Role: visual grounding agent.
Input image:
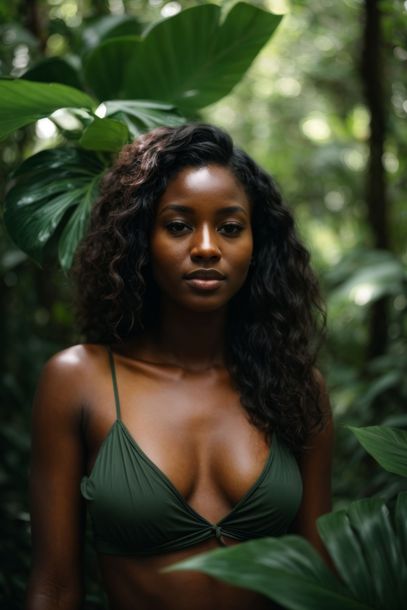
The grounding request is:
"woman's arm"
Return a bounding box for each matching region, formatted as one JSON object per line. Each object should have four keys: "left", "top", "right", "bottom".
{"left": 26, "top": 350, "right": 87, "bottom": 610}
{"left": 290, "top": 369, "right": 335, "bottom": 568}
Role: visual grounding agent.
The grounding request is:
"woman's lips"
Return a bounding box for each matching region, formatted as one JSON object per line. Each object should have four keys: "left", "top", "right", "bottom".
{"left": 184, "top": 278, "right": 225, "bottom": 291}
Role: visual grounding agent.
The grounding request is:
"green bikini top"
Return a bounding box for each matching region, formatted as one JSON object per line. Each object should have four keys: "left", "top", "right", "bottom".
{"left": 81, "top": 346, "right": 303, "bottom": 556}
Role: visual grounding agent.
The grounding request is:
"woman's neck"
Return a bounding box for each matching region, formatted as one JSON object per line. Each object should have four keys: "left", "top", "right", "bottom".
{"left": 129, "top": 302, "right": 228, "bottom": 370}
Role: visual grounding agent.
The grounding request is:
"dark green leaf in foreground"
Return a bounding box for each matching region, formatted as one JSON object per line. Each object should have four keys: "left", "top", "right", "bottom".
{"left": 349, "top": 425, "right": 407, "bottom": 476}
{"left": 84, "top": 3, "right": 282, "bottom": 111}
{"left": 345, "top": 497, "right": 407, "bottom": 608}
{"left": 162, "top": 536, "right": 371, "bottom": 610}
{"left": 4, "top": 148, "right": 106, "bottom": 270}
{"left": 79, "top": 116, "right": 129, "bottom": 151}
{"left": 318, "top": 496, "right": 407, "bottom": 609}
{"left": 0, "top": 79, "right": 96, "bottom": 139}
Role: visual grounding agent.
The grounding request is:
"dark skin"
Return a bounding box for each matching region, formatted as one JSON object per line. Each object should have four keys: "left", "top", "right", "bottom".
{"left": 26, "top": 165, "right": 334, "bottom": 610}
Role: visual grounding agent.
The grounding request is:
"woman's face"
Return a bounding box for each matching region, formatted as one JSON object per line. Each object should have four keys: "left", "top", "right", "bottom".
{"left": 149, "top": 164, "right": 253, "bottom": 313}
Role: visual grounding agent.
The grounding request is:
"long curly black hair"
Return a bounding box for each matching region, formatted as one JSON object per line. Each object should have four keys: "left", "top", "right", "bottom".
{"left": 70, "top": 123, "right": 327, "bottom": 454}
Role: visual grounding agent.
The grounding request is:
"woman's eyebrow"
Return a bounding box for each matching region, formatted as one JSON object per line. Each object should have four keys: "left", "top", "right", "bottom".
{"left": 158, "top": 204, "right": 248, "bottom": 216}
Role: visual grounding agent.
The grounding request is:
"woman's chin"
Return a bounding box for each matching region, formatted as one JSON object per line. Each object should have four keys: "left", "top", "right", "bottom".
{"left": 177, "top": 297, "right": 229, "bottom": 314}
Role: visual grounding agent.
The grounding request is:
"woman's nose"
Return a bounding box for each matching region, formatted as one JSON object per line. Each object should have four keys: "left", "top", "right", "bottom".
{"left": 190, "top": 225, "right": 221, "bottom": 261}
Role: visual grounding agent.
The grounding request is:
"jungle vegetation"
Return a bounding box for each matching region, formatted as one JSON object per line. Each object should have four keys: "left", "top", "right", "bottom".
{"left": 0, "top": 1, "right": 406, "bottom": 608}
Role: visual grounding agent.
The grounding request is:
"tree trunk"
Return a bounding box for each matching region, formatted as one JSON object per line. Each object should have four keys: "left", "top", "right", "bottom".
{"left": 23, "top": 0, "right": 48, "bottom": 52}
{"left": 361, "top": 0, "right": 389, "bottom": 359}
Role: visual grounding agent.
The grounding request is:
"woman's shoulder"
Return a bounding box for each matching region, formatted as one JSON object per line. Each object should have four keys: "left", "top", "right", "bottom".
{"left": 34, "top": 343, "right": 109, "bottom": 420}
{"left": 44, "top": 343, "right": 107, "bottom": 370}
{"left": 42, "top": 343, "right": 108, "bottom": 375}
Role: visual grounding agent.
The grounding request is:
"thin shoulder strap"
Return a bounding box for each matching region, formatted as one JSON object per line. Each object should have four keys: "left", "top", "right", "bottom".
{"left": 107, "top": 345, "right": 121, "bottom": 420}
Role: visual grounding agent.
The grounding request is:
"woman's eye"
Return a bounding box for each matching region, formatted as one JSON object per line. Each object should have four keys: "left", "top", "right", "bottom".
{"left": 220, "top": 223, "right": 244, "bottom": 236}
{"left": 166, "top": 221, "right": 189, "bottom": 234}
{"left": 165, "top": 221, "right": 244, "bottom": 236}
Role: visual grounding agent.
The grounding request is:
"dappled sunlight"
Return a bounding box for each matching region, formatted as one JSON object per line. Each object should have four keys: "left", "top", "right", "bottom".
{"left": 35, "top": 118, "right": 57, "bottom": 139}
{"left": 342, "top": 148, "right": 366, "bottom": 171}
{"left": 266, "top": 0, "right": 290, "bottom": 14}
{"left": 275, "top": 76, "right": 301, "bottom": 97}
{"left": 383, "top": 151, "right": 399, "bottom": 173}
{"left": 49, "top": 0, "right": 81, "bottom": 26}
{"left": 301, "top": 113, "right": 332, "bottom": 142}
{"left": 348, "top": 105, "right": 369, "bottom": 140}
{"left": 303, "top": 219, "right": 342, "bottom": 265}
{"left": 351, "top": 283, "right": 376, "bottom": 306}
{"left": 324, "top": 190, "right": 345, "bottom": 212}
{"left": 12, "top": 44, "right": 30, "bottom": 71}
{"left": 161, "top": 2, "right": 181, "bottom": 18}
{"left": 109, "top": 0, "right": 126, "bottom": 14}
{"left": 95, "top": 103, "right": 107, "bottom": 118}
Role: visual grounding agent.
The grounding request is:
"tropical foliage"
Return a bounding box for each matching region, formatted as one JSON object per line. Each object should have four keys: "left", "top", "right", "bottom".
{"left": 0, "top": 1, "right": 406, "bottom": 608}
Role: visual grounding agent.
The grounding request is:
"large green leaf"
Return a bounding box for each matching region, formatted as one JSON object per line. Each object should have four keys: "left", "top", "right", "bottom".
{"left": 84, "top": 36, "right": 140, "bottom": 101}
{"left": 84, "top": 3, "right": 282, "bottom": 110}
{"left": 349, "top": 426, "right": 407, "bottom": 476}
{"left": 0, "top": 79, "right": 96, "bottom": 139}
{"left": 4, "top": 148, "right": 106, "bottom": 270}
{"left": 79, "top": 116, "right": 129, "bottom": 151}
{"left": 165, "top": 494, "right": 407, "bottom": 610}
{"left": 163, "top": 536, "right": 371, "bottom": 610}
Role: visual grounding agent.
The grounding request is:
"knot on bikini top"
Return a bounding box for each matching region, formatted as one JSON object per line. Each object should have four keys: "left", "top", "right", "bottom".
{"left": 211, "top": 524, "right": 225, "bottom": 545}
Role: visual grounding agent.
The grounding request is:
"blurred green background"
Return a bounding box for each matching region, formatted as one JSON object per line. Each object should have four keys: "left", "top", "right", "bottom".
{"left": 0, "top": 0, "right": 406, "bottom": 607}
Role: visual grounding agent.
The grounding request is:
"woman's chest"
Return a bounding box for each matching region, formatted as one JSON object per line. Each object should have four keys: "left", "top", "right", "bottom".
{"left": 84, "top": 363, "right": 272, "bottom": 519}
{"left": 81, "top": 356, "right": 302, "bottom": 558}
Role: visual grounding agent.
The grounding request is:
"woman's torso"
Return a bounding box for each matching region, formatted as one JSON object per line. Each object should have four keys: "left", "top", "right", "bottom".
{"left": 79, "top": 343, "right": 301, "bottom": 610}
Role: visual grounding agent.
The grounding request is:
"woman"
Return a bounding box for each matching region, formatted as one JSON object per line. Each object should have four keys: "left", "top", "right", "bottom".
{"left": 26, "top": 123, "right": 334, "bottom": 610}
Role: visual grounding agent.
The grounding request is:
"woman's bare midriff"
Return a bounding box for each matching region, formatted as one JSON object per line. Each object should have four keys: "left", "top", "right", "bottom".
{"left": 98, "top": 536, "right": 279, "bottom": 610}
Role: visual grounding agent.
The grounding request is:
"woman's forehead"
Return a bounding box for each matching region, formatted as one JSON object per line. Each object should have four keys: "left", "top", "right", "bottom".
{"left": 157, "top": 164, "right": 251, "bottom": 214}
